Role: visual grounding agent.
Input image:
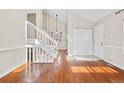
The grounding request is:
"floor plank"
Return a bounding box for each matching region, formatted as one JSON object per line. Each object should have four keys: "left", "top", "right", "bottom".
{"left": 0, "top": 50, "right": 124, "bottom": 83}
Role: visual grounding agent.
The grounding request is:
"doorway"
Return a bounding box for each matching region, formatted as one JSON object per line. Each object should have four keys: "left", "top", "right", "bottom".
{"left": 27, "top": 13, "right": 36, "bottom": 25}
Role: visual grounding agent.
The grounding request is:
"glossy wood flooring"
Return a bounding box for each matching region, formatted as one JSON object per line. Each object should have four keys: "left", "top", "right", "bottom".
{"left": 0, "top": 50, "right": 124, "bottom": 83}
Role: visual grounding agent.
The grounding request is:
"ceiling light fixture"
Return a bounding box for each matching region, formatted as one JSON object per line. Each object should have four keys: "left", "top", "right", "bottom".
{"left": 55, "top": 14, "right": 59, "bottom": 33}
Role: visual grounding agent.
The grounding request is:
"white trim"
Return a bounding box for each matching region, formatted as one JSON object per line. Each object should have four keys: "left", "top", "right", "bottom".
{"left": 0, "top": 62, "right": 25, "bottom": 78}
{"left": 123, "top": 19, "right": 124, "bottom": 54}
{"left": 104, "top": 59, "right": 124, "bottom": 70}
{"left": 73, "top": 27, "right": 94, "bottom": 29}
{"left": 104, "top": 45, "right": 122, "bottom": 49}
{"left": 0, "top": 46, "right": 26, "bottom": 52}
{"left": 25, "top": 20, "right": 27, "bottom": 43}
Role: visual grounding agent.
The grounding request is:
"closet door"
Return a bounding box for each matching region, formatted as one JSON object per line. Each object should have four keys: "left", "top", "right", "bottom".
{"left": 94, "top": 25, "right": 104, "bottom": 59}
{"left": 72, "top": 29, "right": 93, "bottom": 55}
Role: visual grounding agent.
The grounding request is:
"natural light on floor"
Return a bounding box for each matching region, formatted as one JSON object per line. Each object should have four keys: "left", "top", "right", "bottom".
{"left": 71, "top": 66, "right": 119, "bottom": 74}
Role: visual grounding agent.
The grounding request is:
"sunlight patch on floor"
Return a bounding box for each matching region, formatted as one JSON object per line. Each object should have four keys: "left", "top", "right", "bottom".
{"left": 71, "top": 66, "right": 119, "bottom": 74}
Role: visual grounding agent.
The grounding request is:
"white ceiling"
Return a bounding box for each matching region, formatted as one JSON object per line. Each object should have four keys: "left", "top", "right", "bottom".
{"left": 47, "top": 9, "right": 115, "bottom": 23}
{"left": 47, "top": 9, "right": 68, "bottom": 23}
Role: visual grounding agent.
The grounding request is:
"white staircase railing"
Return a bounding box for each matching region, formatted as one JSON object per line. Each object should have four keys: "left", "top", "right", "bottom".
{"left": 26, "top": 20, "right": 58, "bottom": 63}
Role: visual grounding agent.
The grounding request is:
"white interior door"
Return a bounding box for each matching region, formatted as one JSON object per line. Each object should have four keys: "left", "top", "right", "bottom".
{"left": 72, "top": 29, "right": 93, "bottom": 55}
{"left": 94, "top": 25, "right": 104, "bottom": 59}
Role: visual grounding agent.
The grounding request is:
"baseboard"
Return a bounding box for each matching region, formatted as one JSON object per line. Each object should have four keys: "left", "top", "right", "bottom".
{"left": 0, "top": 62, "right": 25, "bottom": 79}
{"left": 104, "top": 59, "right": 124, "bottom": 70}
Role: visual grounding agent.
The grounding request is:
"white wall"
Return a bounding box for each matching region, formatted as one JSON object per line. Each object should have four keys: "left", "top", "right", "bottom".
{"left": 94, "top": 11, "right": 124, "bottom": 70}
{"left": 0, "top": 10, "right": 26, "bottom": 78}
{"left": 67, "top": 12, "right": 94, "bottom": 56}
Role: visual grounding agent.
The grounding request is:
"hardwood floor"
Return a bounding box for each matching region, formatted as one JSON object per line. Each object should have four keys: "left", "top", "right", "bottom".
{"left": 0, "top": 50, "right": 124, "bottom": 83}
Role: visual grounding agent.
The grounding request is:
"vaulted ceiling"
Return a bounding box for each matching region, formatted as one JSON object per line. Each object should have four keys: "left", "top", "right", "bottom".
{"left": 47, "top": 9, "right": 116, "bottom": 23}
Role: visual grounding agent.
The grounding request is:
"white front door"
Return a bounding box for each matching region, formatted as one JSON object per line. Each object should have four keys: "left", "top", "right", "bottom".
{"left": 94, "top": 25, "right": 104, "bottom": 59}
{"left": 72, "top": 29, "right": 93, "bottom": 55}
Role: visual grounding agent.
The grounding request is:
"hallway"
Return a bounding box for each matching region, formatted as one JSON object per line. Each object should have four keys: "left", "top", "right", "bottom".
{"left": 0, "top": 50, "right": 124, "bottom": 83}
